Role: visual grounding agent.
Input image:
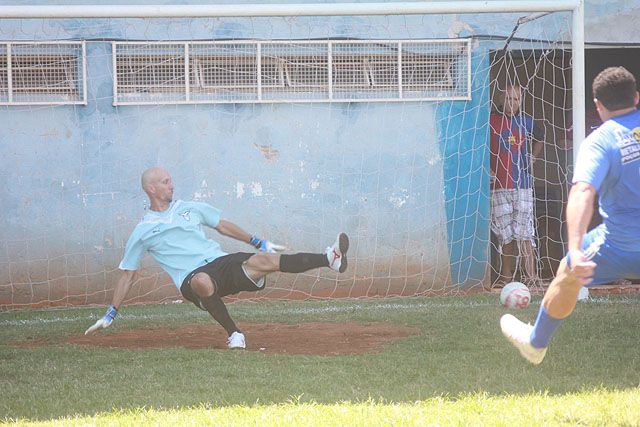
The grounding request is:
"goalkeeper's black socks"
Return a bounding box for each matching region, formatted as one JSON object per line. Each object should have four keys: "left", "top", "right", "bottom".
{"left": 279, "top": 253, "right": 329, "bottom": 273}
{"left": 201, "top": 293, "right": 240, "bottom": 336}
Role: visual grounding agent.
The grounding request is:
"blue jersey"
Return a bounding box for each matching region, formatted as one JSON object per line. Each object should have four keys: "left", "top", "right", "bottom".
{"left": 119, "top": 200, "right": 227, "bottom": 288}
{"left": 573, "top": 109, "right": 640, "bottom": 252}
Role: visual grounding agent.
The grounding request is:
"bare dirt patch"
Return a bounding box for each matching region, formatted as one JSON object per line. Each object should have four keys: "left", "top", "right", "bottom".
{"left": 21, "top": 322, "right": 420, "bottom": 356}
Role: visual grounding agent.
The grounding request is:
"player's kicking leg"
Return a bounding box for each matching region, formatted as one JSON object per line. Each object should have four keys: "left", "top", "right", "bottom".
{"left": 500, "top": 313, "right": 548, "bottom": 365}
{"left": 243, "top": 232, "right": 349, "bottom": 279}
{"left": 500, "top": 248, "right": 598, "bottom": 364}
{"left": 500, "top": 257, "right": 581, "bottom": 364}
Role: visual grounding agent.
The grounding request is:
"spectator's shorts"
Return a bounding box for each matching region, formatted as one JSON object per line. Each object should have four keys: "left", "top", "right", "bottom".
{"left": 491, "top": 188, "right": 535, "bottom": 246}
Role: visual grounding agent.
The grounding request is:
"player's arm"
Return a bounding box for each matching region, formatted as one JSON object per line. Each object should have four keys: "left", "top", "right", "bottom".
{"left": 215, "top": 219, "right": 286, "bottom": 252}
{"left": 531, "top": 139, "right": 544, "bottom": 159}
{"left": 488, "top": 116, "right": 500, "bottom": 180}
{"left": 215, "top": 219, "right": 253, "bottom": 243}
{"left": 566, "top": 182, "right": 596, "bottom": 253}
{"left": 84, "top": 269, "right": 137, "bottom": 335}
{"left": 565, "top": 182, "right": 598, "bottom": 285}
{"left": 565, "top": 134, "right": 607, "bottom": 283}
{"left": 531, "top": 120, "right": 545, "bottom": 160}
{"left": 111, "top": 269, "right": 138, "bottom": 309}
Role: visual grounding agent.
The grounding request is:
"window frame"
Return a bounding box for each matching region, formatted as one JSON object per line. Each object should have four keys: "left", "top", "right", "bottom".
{"left": 113, "top": 39, "right": 471, "bottom": 105}
{"left": 0, "top": 41, "right": 87, "bottom": 106}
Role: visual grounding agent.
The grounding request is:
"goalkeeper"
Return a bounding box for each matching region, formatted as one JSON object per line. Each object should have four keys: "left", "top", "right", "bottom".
{"left": 85, "top": 167, "right": 349, "bottom": 349}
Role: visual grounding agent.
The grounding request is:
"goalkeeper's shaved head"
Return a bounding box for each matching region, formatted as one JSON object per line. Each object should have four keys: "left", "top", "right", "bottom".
{"left": 141, "top": 167, "right": 174, "bottom": 210}
{"left": 141, "top": 167, "right": 166, "bottom": 192}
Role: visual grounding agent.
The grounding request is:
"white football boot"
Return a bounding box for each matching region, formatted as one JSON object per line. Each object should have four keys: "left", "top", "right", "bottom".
{"left": 326, "top": 233, "right": 349, "bottom": 273}
{"left": 227, "top": 331, "right": 246, "bottom": 350}
{"left": 500, "top": 314, "right": 547, "bottom": 365}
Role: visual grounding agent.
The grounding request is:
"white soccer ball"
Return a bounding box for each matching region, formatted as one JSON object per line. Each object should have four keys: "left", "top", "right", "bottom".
{"left": 500, "top": 281, "right": 531, "bottom": 309}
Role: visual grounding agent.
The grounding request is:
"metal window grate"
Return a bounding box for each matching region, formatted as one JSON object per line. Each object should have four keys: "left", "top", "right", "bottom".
{"left": 113, "top": 39, "right": 470, "bottom": 105}
{"left": 401, "top": 41, "right": 461, "bottom": 99}
{"left": 0, "top": 41, "right": 86, "bottom": 105}
{"left": 114, "top": 44, "right": 186, "bottom": 103}
{"left": 261, "top": 43, "right": 329, "bottom": 101}
{"left": 190, "top": 43, "right": 258, "bottom": 102}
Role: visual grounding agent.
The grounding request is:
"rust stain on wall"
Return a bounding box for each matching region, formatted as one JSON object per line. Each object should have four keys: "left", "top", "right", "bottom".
{"left": 254, "top": 143, "right": 279, "bottom": 163}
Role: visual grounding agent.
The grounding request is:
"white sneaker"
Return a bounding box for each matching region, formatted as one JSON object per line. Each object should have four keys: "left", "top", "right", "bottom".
{"left": 500, "top": 314, "right": 547, "bottom": 365}
{"left": 326, "top": 233, "right": 349, "bottom": 273}
{"left": 227, "top": 331, "right": 246, "bottom": 350}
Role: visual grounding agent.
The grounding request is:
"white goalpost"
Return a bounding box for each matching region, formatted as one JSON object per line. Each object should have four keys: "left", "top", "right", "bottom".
{"left": 0, "top": 1, "right": 585, "bottom": 308}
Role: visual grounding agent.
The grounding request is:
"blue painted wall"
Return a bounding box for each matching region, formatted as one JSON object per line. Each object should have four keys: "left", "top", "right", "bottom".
{"left": 437, "top": 53, "right": 491, "bottom": 287}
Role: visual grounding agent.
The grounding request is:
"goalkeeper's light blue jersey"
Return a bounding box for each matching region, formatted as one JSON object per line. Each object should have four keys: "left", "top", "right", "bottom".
{"left": 572, "top": 109, "right": 640, "bottom": 252}
{"left": 119, "top": 200, "right": 227, "bottom": 288}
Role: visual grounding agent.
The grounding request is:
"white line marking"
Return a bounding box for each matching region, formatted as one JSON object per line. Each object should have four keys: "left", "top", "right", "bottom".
{"left": 0, "top": 297, "right": 637, "bottom": 327}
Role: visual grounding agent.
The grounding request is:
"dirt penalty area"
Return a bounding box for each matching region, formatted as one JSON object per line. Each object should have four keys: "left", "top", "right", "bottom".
{"left": 18, "top": 322, "right": 420, "bottom": 356}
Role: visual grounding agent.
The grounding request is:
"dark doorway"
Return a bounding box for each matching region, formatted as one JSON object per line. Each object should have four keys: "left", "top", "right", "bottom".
{"left": 489, "top": 49, "right": 572, "bottom": 284}
{"left": 487, "top": 47, "right": 640, "bottom": 286}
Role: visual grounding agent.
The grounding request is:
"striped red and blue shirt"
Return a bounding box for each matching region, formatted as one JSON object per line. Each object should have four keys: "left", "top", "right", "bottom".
{"left": 490, "top": 112, "right": 542, "bottom": 190}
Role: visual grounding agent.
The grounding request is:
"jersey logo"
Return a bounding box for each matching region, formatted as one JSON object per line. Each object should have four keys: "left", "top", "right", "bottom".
{"left": 179, "top": 210, "right": 191, "bottom": 221}
{"left": 500, "top": 129, "right": 521, "bottom": 148}
{"left": 619, "top": 128, "right": 640, "bottom": 165}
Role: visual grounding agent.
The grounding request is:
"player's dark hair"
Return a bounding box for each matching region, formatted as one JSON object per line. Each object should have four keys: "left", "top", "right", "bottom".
{"left": 592, "top": 66, "right": 638, "bottom": 111}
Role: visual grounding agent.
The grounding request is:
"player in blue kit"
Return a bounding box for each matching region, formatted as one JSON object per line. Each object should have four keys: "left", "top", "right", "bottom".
{"left": 501, "top": 66, "right": 640, "bottom": 364}
{"left": 85, "top": 167, "right": 349, "bottom": 349}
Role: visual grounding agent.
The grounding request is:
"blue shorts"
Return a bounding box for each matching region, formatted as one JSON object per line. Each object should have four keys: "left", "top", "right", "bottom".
{"left": 580, "top": 225, "right": 640, "bottom": 286}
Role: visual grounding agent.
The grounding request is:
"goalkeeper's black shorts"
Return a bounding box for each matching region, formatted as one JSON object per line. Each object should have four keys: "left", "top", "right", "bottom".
{"left": 180, "top": 253, "right": 266, "bottom": 306}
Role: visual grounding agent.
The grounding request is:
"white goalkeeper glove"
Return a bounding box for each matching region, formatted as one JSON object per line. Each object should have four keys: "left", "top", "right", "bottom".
{"left": 249, "top": 235, "right": 287, "bottom": 253}
{"left": 84, "top": 305, "right": 118, "bottom": 335}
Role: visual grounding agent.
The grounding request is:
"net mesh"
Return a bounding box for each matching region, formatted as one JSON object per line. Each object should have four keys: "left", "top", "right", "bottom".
{"left": 0, "top": 10, "right": 574, "bottom": 308}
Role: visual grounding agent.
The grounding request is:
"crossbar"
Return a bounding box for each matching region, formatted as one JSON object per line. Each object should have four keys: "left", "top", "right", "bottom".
{"left": 0, "top": 1, "right": 580, "bottom": 19}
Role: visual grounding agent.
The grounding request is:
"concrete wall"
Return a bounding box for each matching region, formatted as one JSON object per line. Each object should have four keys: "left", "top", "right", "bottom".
{"left": 2, "top": 1, "right": 621, "bottom": 307}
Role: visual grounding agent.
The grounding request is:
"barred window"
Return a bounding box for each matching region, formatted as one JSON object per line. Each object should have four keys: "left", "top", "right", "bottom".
{"left": 113, "top": 39, "right": 470, "bottom": 105}
{"left": 401, "top": 41, "right": 461, "bottom": 97}
{"left": 114, "top": 44, "right": 185, "bottom": 103}
{"left": 0, "top": 42, "right": 86, "bottom": 105}
{"left": 191, "top": 43, "right": 258, "bottom": 101}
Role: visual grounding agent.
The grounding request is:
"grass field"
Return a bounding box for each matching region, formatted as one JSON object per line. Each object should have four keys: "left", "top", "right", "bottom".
{"left": 2, "top": 294, "right": 640, "bottom": 425}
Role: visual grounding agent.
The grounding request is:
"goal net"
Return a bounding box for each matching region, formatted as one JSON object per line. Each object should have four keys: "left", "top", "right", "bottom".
{"left": 0, "top": 5, "right": 580, "bottom": 308}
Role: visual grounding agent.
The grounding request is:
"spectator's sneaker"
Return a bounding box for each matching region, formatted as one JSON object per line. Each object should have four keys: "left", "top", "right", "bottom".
{"left": 326, "top": 233, "right": 349, "bottom": 273}
{"left": 227, "top": 331, "right": 246, "bottom": 350}
{"left": 500, "top": 314, "right": 547, "bottom": 365}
